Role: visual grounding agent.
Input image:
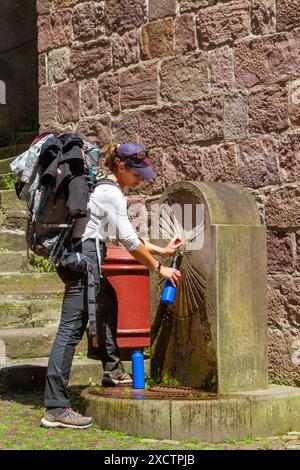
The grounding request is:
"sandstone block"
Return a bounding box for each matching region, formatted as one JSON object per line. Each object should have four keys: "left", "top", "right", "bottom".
{"left": 53, "top": 0, "right": 80, "bottom": 7}
{"left": 224, "top": 92, "right": 247, "bottom": 140}
{"left": 120, "top": 63, "right": 158, "bottom": 110}
{"left": 235, "top": 31, "right": 300, "bottom": 87}
{"left": 239, "top": 137, "right": 279, "bottom": 188}
{"left": 112, "top": 30, "right": 139, "bottom": 69}
{"left": 187, "top": 96, "right": 224, "bottom": 144}
{"left": 149, "top": 0, "right": 176, "bottom": 21}
{"left": 36, "top": 0, "right": 52, "bottom": 15}
{"left": 141, "top": 19, "right": 174, "bottom": 60}
{"left": 139, "top": 105, "right": 189, "bottom": 148}
{"left": 37, "top": 15, "right": 54, "bottom": 53}
{"left": 268, "top": 275, "right": 300, "bottom": 327}
{"left": 72, "top": 1, "right": 105, "bottom": 40}
{"left": 127, "top": 196, "right": 150, "bottom": 239}
{"left": 268, "top": 326, "right": 300, "bottom": 386}
{"left": 279, "top": 133, "right": 300, "bottom": 182}
{"left": 160, "top": 52, "right": 209, "bottom": 102}
{"left": 289, "top": 80, "right": 300, "bottom": 127}
{"left": 70, "top": 39, "right": 112, "bottom": 80}
{"left": 197, "top": 0, "right": 250, "bottom": 48}
{"left": 98, "top": 73, "right": 120, "bottom": 115}
{"left": 265, "top": 186, "right": 300, "bottom": 228}
{"left": 180, "top": 0, "right": 217, "bottom": 11}
{"left": 163, "top": 146, "right": 203, "bottom": 184}
{"left": 81, "top": 79, "right": 99, "bottom": 117}
{"left": 203, "top": 143, "right": 237, "bottom": 183}
{"left": 57, "top": 82, "right": 80, "bottom": 123}
{"left": 211, "top": 46, "right": 235, "bottom": 92}
{"left": 39, "top": 54, "right": 47, "bottom": 87}
{"left": 105, "top": 0, "right": 144, "bottom": 34}
{"left": 48, "top": 47, "right": 69, "bottom": 84}
{"left": 39, "top": 86, "right": 57, "bottom": 126}
{"left": 267, "top": 231, "right": 294, "bottom": 273}
{"left": 76, "top": 117, "right": 111, "bottom": 148}
{"left": 50, "top": 9, "right": 73, "bottom": 50}
{"left": 175, "top": 13, "right": 197, "bottom": 54}
{"left": 251, "top": 0, "right": 276, "bottom": 35}
{"left": 112, "top": 112, "right": 139, "bottom": 143}
{"left": 249, "top": 86, "right": 289, "bottom": 134}
{"left": 296, "top": 232, "right": 300, "bottom": 272}
{"left": 276, "top": 0, "right": 300, "bottom": 32}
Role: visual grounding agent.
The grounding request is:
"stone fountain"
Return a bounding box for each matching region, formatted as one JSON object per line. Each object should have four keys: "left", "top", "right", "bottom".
{"left": 81, "top": 182, "right": 300, "bottom": 442}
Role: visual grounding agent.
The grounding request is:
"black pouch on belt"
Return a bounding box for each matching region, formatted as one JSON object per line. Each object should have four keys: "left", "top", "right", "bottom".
{"left": 59, "top": 249, "right": 97, "bottom": 337}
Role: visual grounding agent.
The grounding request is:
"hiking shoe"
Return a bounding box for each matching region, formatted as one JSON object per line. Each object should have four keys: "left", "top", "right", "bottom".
{"left": 102, "top": 364, "right": 132, "bottom": 387}
{"left": 41, "top": 407, "right": 94, "bottom": 429}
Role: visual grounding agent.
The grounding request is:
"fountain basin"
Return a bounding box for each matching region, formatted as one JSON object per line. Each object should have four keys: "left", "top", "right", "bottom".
{"left": 81, "top": 385, "right": 300, "bottom": 442}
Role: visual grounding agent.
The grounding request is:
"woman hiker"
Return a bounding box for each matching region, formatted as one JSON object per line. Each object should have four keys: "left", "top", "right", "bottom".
{"left": 41, "top": 142, "right": 182, "bottom": 429}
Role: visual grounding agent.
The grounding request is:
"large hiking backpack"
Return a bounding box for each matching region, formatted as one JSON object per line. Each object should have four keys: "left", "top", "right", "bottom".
{"left": 11, "top": 132, "right": 100, "bottom": 264}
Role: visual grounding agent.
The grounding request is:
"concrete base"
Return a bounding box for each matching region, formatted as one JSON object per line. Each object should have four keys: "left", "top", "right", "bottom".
{"left": 81, "top": 385, "right": 300, "bottom": 442}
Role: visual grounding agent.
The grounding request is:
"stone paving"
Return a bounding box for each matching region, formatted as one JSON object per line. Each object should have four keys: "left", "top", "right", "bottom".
{"left": 0, "top": 387, "right": 300, "bottom": 451}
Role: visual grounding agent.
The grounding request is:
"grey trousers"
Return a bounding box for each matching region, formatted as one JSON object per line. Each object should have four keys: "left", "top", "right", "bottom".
{"left": 44, "top": 239, "right": 120, "bottom": 408}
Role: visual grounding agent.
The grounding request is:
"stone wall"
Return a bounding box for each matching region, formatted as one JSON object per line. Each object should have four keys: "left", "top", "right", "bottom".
{"left": 0, "top": 0, "right": 38, "bottom": 146}
{"left": 37, "top": 0, "right": 300, "bottom": 386}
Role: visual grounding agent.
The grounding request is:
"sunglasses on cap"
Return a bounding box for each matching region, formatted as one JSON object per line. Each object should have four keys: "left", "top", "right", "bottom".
{"left": 117, "top": 150, "right": 151, "bottom": 160}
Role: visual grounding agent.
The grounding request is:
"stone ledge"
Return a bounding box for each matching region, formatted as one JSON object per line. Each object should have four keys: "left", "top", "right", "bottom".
{"left": 81, "top": 385, "right": 300, "bottom": 442}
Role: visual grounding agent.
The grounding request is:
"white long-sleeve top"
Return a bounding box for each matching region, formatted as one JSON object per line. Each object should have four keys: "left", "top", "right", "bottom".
{"left": 72, "top": 182, "right": 140, "bottom": 252}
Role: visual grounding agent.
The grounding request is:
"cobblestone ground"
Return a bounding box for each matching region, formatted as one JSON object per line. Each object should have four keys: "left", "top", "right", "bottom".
{"left": 0, "top": 387, "right": 299, "bottom": 450}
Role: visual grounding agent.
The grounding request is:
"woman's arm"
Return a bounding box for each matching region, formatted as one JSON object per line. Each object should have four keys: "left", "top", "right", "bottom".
{"left": 130, "top": 242, "right": 181, "bottom": 286}
{"left": 144, "top": 236, "right": 183, "bottom": 258}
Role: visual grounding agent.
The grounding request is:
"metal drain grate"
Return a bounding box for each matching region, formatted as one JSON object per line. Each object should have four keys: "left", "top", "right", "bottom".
{"left": 89, "top": 385, "right": 219, "bottom": 401}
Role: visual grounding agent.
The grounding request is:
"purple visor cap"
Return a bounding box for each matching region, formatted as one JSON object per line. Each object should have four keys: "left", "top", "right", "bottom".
{"left": 116, "top": 143, "right": 156, "bottom": 180}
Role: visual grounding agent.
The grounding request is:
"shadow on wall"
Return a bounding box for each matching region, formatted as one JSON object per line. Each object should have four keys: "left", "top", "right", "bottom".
{"left": 0, "top": 0, "right": 38, "bottom": 146}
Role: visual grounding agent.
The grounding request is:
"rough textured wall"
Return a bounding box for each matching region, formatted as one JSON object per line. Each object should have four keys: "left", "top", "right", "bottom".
{"left": 0, "top": 0, "right": 38, "bottom": 146}
{"left": 37, "top": 0, "right": 300, "bottom": 386}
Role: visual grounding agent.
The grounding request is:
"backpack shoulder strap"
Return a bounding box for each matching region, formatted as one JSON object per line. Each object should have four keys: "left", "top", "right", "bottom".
{"left": 94, "top": 178, "right": 118, "bottom": 188}
{"left": 74, "top": 178, "right": 120, "bottom": 247}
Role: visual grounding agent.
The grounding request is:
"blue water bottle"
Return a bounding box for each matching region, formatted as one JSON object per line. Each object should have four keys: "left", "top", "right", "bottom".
{"left": 161, "top": 255, "right": 178, "bottom": 305}
{"left": 131, "top": 350, "right": 145, "bottom": 389}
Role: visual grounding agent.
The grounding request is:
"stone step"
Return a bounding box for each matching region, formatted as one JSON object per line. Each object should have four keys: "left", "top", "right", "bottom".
{"left": 0, "top": 251, "right": 28, "bottom": 273}
{"left": 0, "top": 209, "right": 27, "bottom": 230}
{"left": 0, "top": 143, "right": 28, "bottom": 161}
{"left": 0, "top": 357, "right": 148, "bottom": 392}
{"left": 0, "top": 157, "right": 15, "bottom": 174}
{"left": 0, "top": 298, "right": 61, "bottom": 329}
{"left": 0, "top": 356, "right": 102, "bottom": 392}
{"left": 0, "top": 190, "right": 26, "bottom": 210}
{"left": 0, "top": 173, "right": 16, "bottom": 190}
{"left": 0, "top": 326, "right": 87, "bottom": 360}
{"left": 0, "top": 272, "right": 64, "bottom": 299}
{"left": 0, "top": 228, "right": 27, "bottom": 251}
{"left": 0, "top": 190, "right": 27, "bottom": 230}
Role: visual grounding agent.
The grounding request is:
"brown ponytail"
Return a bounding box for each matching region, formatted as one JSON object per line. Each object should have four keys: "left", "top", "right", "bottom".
{"left": 104, "top": 143, "right": 119, "bottom": 171}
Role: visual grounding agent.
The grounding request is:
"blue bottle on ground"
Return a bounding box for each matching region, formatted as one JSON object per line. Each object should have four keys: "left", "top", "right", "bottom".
{"left": 131, "top": 350, "right": 145, "bottom": 389}
{"left": 161, "top": 255, "right": 178, "bottom": 305}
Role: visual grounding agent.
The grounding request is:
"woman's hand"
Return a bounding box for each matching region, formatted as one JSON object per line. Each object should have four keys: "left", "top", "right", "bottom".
{"left": 163, "top": 236, "right": 183, "bottom": 257}
{"left": 159, "top": 265, "right": 181, "bottom": 287}
{"left": 92, "top": 336, "right": 99, "bottom": 348}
